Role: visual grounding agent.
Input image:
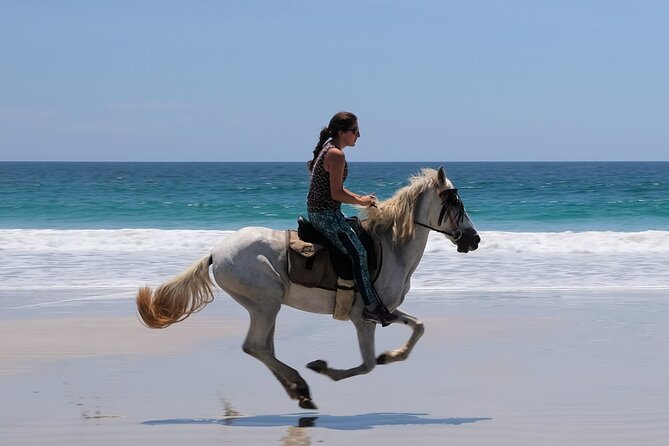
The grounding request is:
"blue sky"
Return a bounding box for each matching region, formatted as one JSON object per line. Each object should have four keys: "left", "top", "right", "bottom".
{"left": 1, "top": 1, "right": 667, "bottom": 161}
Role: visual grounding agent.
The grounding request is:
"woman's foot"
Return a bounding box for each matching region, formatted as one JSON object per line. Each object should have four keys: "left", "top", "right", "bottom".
{"left": 362, "top": 305, "right": 398, "bottom": 327}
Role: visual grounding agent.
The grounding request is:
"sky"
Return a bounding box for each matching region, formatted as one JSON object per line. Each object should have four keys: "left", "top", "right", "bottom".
{"left": 1, "top": 1, "right": 667, "bottom": 162}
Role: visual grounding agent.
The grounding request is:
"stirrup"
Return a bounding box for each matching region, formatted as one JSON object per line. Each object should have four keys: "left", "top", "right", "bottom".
{"left": 362, "top": 306, "right": 397, "bottom": 327}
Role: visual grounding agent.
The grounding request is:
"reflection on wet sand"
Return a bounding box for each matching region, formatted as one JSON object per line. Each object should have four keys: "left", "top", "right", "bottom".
{"left": 280, "top": 423, "right": 314, "bottom": 446}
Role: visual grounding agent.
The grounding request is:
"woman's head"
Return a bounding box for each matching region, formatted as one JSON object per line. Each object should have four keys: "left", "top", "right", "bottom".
{"left": 327, "top": 112, "right": 358, "bottom": 140}
{"left": 308, "top": 112, "right": 359, "bottom": 171}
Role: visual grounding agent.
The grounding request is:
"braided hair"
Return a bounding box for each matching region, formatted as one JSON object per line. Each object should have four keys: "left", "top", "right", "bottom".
{"left": 307, "top": 111, "right": 358, "bottom": 171}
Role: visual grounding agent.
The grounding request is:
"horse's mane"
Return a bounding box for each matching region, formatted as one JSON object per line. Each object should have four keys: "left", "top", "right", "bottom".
{"left": 363, "top": 168, "right": 440, "bottom": 245}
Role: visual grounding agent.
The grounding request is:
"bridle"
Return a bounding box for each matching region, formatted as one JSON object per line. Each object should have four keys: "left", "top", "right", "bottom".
{"left": 414, "top": 188, "right": 466, "bottom": 241}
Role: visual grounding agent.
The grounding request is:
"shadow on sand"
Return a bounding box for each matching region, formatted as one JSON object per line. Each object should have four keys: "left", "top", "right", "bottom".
{"left": 143, "top": 412, "right": 492, "bottom": 430}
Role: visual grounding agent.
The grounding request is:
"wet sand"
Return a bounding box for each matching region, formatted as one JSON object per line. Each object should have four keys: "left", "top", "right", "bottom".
{"left": 1, "top": 291, "right": 668, "bottom": 445}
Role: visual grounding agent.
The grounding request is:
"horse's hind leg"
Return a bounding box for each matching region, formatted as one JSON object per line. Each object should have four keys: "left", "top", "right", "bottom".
{"left": 238, "top": 298, "right": 317, "bottom": 410}
{"left": 263, "top": 322, "right": 310, "bottom": 405}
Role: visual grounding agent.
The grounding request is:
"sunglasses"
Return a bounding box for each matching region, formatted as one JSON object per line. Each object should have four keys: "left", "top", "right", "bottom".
{"left": 347, "top": 127, "right": 360, "bottom": 136}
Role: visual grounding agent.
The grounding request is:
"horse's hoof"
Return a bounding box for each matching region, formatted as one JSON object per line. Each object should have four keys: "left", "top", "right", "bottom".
{"left": 299, "top": 398, "right": 318, "bottom": 410}
{"left": 306, "top": 360, "right": 327, "bottom": 373}
{"left": 376, "top": 353, "right": 388, "bottom": 365}
{"left": 298, "top": 416, "right": 318, "bottom": 427}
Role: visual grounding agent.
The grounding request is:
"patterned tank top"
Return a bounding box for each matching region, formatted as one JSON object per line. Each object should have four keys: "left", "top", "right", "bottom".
{"left": 307, "top": 141, "right": 348, "bottom": 212}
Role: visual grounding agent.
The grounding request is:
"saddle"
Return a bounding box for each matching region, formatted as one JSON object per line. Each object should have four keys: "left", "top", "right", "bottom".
{"left": 286, "top": 216, "right": 381, "bottom": 291}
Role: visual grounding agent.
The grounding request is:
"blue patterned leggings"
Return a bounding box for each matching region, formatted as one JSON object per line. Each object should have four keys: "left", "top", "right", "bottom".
{"left": 307, "top": 209, "right": 378, "bottom": 306}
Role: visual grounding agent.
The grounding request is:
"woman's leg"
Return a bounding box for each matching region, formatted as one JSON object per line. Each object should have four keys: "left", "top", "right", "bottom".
{"left": 308, "top": 210, "right": 377, "bottom": 306}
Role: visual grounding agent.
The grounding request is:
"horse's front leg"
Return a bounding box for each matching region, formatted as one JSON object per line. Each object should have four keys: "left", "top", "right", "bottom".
{"left": 376, "top": 308, "right": 424, "bottom": 365}
{"left": 307, "top": 318, "right": 377, "bottom": 381}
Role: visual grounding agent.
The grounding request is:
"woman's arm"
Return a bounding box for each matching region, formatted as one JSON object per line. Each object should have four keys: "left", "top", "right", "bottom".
{"left": 324, "top": 149, "right": 375, "bottom": 206}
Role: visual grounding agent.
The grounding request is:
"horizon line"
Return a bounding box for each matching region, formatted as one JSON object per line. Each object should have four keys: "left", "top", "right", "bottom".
{"left": 1, "top": 160, "right": 667, "bottom": 163}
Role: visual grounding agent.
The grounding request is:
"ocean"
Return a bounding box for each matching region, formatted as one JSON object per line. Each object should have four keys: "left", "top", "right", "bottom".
{"left": 1, "top": 161, "right": 668, "bottom": 312}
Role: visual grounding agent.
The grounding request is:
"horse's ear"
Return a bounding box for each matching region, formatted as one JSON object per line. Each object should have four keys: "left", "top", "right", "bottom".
{"left": 437, "top": 165, "right": 446, "bottom": 186}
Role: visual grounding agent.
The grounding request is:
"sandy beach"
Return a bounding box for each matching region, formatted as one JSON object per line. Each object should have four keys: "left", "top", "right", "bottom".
{"left": 1, "top": 290, "right": 668, "bottom": 445}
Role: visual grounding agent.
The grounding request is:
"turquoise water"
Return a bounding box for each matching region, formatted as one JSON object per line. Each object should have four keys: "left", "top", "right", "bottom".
{"left": 1, "top": 162, "right": 668, "bottom": 231}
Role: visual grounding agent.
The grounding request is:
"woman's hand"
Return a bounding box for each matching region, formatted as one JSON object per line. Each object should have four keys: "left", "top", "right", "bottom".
{"left": 358, "top": 195, "right": 377, "bottom": 207}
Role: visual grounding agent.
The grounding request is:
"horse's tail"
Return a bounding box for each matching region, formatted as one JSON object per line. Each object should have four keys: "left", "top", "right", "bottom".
{"left": 136, "top": 254, "right": 215, "bottom": 329}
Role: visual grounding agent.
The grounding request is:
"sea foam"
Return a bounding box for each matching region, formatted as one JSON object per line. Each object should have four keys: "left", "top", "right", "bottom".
{"left": 3, "top": 229, "right": 668, "bottom": 254}
{"left": 1, "top": 229, "right": 668, "bottom": 308}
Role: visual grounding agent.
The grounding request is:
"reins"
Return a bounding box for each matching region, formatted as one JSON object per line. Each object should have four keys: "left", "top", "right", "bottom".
{"left": 414, "top": 221, "right": 461, "bottom": 240}
{"left": 414, "top": 188, "right": 465, "bottom": 241}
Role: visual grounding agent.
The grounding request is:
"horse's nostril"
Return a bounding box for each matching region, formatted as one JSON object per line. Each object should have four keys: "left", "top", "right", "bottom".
{"left": 473, "top": 234, "right": 481, "bottom": 244}
{"left": 452, "top": 230, "right": 462, "bottom": 241}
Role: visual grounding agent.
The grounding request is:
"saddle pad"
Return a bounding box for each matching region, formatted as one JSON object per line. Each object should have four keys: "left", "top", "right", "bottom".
{"left": 287, "top": 230, "right": 339, "bottom": 290}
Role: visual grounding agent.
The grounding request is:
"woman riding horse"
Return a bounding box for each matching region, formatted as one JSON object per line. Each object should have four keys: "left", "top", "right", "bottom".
{"left": 306, "top": 111, "right": 397, "bottom": 326}
{"left": 137, "top": 160, "right": 480, "bottom": 409}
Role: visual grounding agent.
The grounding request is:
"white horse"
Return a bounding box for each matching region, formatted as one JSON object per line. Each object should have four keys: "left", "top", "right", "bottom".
{"left": 137, "top": 167, "right": 480, "bottom": 409}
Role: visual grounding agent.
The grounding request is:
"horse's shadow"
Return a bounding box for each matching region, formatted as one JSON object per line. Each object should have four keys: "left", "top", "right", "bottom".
{"left": 143, "top": 412, "right": 492, "bottom": 430}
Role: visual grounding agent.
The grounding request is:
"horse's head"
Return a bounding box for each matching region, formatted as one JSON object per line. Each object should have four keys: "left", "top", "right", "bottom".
{"left": 419, "top": 166, "right": 480, "bottom": 253}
